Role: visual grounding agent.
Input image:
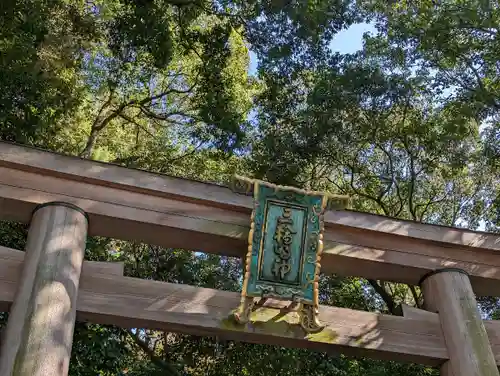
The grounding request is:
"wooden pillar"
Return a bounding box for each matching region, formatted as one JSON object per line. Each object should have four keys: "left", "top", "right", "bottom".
{"left": 0, "top": 202, "right": 88, "bottom": 376}
{"left": 420, "top": 268, "right": 499, "bottom": 376}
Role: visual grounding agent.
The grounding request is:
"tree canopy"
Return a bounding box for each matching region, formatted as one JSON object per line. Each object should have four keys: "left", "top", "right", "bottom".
{"left": 1, "top": 0, "right": 499, "bottom": 375}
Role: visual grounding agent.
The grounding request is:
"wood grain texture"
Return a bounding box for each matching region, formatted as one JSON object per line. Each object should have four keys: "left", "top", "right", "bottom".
{"left": 0, "top": 246, "right": 123, "bottom": 312}
{"left": 77, "top": 275, "right": 448, "bottom": 365}
{"left": 0, "top": 141, "right": 498, "bottom": 251}
{"left": 0, "top": 252, "right": 447, "bottom": 366}
{"left": 5, "top": 245, "right": 500, "bottom": 366}
{"left": 390, "top": 302, "right": 500, "bottom": 369}
{"left": 485, "top": 320, "right": 500, "bottom": 366}
{"left": 0, "top": 246, "right": 124, "bottom": 277}
{"left": 0, "top": 167, "right": 247, "bottom": 256}
{"left": 1, "top": 166, "right": 500, "bottom": 295}
{"left": 422, "top": 271, "right": 500, "bottom": 376}
{"left": 0, "top": 205, "right": 88, "bottom": 376}
{"left": 401, "top": 304, "right": 436, "bottom": 320}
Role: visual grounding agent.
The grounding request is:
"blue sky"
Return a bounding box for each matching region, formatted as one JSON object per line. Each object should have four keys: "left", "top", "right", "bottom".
{"left": 329, "top": 22, "right": 377, "bottom": 54}
{"left": 248, "top": 22, "right": 377, "bottom": 75}
{"left": 245, "top": 22, "right": 489, "bottom": 232}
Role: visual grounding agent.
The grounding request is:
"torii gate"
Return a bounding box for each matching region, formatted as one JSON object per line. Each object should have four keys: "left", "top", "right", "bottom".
{"left": 0, "top": 141, "right": 499, "bottom": 376}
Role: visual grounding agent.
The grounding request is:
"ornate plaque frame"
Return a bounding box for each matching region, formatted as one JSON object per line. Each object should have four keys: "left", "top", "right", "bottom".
{"left": 231, "top": 175, "right": 349, "bottom": 333}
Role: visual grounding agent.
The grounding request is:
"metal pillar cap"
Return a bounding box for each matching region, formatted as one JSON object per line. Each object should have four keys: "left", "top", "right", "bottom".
{"left": 32, "top": 201, "right": 89, "bottom": 224}
{"left": 418, "top": 268, "right": 469, "bottom": 286}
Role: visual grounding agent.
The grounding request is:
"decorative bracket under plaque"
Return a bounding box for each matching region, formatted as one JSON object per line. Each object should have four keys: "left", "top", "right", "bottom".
{"left": 231, "top": 175, "right": 349, "bottom": 333}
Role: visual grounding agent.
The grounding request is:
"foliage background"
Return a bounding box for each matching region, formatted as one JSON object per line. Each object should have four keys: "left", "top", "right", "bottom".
{"left": 0, "top": 0, "right": 499, "bottom": 375}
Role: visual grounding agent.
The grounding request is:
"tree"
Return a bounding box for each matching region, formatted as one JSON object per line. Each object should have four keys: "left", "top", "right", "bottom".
{"left": 1, "top": 0, "right": 360, "bottom": 159}
{"left": 364, "top": 0, "right": 500, "bottom": 118}
{"left": 2, "top": 1, "right": 498, "bottom": 375}
{"left": 0, "top": 0, "right": 97, "bottom": 143}
{"left": 361, "top": 0, "right": 500, "bottom": 232}
{"left": 249, "top": 24, "right": 490, "bottom": 318}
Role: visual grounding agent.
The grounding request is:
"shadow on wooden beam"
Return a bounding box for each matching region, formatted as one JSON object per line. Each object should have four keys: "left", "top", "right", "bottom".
{"left": 1, "top": 246, "right": 446, "bottom": 365}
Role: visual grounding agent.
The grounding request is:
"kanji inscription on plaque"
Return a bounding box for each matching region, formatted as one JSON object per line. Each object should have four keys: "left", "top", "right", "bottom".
{"left": 231, "top": 175, "right": 349, "bottom": 333}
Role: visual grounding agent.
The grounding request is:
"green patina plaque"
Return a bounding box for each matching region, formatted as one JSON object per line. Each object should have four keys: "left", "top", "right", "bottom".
{"left": 230, "top": 175, "right": 349, "bottom": 333}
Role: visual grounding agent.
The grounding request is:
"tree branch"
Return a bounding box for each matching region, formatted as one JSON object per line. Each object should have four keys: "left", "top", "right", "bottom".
{"left": 409, "top": 285, "right": 422, "bottom": 308}
{"left": 137, "top": 81, "right": 198, "bottom": 108}
{"left": 415, "top": 194, "right": 447, "bottom": 222}
{"left": 167, "top": 140, "right": 206, "bottom": 164}
{"left": 80, "top": 107, "right": 123, "bottom": 158}
{"left": 367, "top": 279, "right": 399, "bottom": 315}
{"left": 139, "top": 106, "right": 203, "bottom": 124}
{"left": 118, "top": 113, "right": 156, "bottom": 138}
{"left": 375, "top": 142, "right": 401, "bottom": 214}
{"left": 161, "top": 0, "right": 198, "bottom": 6}
{"left": 126, "top": 329, "right": 180, "bottom": 375}
{"left": 464, "top": 58, "right": 500, "bottom": 109}
{"left": 325, "top": 175, "right": 349, "bottom": 194}
{"left": 348, "top": 163, "right": 390, "bottom": 216}
{"left": 401, "top": 137, "right": 419, "bottom": 221}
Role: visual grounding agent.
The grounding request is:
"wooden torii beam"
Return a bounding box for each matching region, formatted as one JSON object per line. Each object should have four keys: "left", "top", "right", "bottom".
{"left": 0, "top": 246, "right": 466, "bottom": 366}
{"left": 2, "top": 245, "right": 500, "bottom": 367}
{"left": 0, "top": 141, "right": 499, "bottom": 294}
{"left": 1, "top": 141, "right": 500, "bottom": 376}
